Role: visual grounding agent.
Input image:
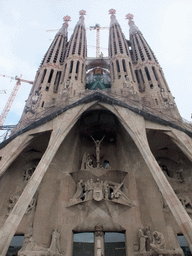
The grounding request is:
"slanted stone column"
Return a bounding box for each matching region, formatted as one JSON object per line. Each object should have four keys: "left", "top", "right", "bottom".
{"left": 100, "top": 102, "right": 192, "bottom": 252}
{"left": 115, "top": 106, "right": 192, "bottom": 252}
{"left": 0, "top": 102, "right": 95, "bottom": 256}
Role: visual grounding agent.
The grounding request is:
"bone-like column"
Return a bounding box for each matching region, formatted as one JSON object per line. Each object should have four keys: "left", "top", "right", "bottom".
{"left": 0, "top": 103, "right": 94, "bottom": 256}
{"left": 103, "top": 104, "right": 192, "bottom": 252}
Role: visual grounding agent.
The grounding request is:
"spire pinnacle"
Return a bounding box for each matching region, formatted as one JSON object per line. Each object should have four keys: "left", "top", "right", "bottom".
{"left": 126, "top": 13, "right": 140, "bottom": 35}
{"left": 109, "top": 9, "right": 119, "bottom": 26}
{"left": 77, "top": 10, "right": 86, "bottom": 27}
{"left": 57, "top": 15, "right": 71, "bottom": 36}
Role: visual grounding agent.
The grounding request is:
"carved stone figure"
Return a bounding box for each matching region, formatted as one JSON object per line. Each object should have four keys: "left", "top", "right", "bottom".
{"left": 91, "top": 135, "right": 105, "bottom": 168}
{"left": 177, "top": 194, "right": 192, "bottom": 209}
{"left": 25, "top": 198, "right": 36, "bottom": 214}
{"left": 145, "top": 226, "right": 151, "bottom": 251}
{"left": 23, "top": 167, "right": 35, "bottom": 182}
{"left": 103, "top": 181, "right": 109, "bottom": 199}
{"left": 93, "top": 178, "right": 104, "bottom": 201}
{"left": 8, "top": 194, "right": 20, "bottom": 214}
{"left": 49, "top": 229, "right": 61, "bottom": 255}
{"left": 138, "top": 227, "right": 147, "bottom": 252}
{"left": 72, "top": 179, "right": 83, "bottom": 200}
{"left": 150, "top": 231, "right": 166, "bottom": 252}
{"left": 87, "top": 178, "right": 94, "bottom": 200}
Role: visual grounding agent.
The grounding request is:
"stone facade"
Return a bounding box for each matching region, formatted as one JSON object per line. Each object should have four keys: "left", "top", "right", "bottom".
{"left": 0, "top": 9, "right": 192, "bottom": 256}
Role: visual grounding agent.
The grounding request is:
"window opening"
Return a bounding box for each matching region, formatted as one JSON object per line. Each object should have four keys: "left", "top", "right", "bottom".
{"left": 73, "top": 232, "right": 94, "bottom": 256}
{"left": 122, "top": 59, "right": 127, "bottom": 73}
{"left": 41, "top": 101, "right": 44, "bottom": 108}
{"left": 116, "top": 60, "right": 120, "bottom": 73}
{"left": 48, "top": 69, "right": 54, "bottom": 83}
{"left": 178, "top": 234, "right": 192, "bottom": 256}
{"left": 54, "top": 71, "right": 62, "bottom": 92}
{"left": 41, "top": 69, "right": 47, "bottom": 83}
{"left": 69, "top": 61, "right": 73, "bottom": 74}
{"left": 152, "top": 66, "right": 158, "bottom": 81}
{"left": 104, "top": 232, "right": 125, "bottom": 256}
{"left": 145, "top": 67, "right": 151, "bottom": 81}
{"left": 7, "top": 235, "right": 24, "bottom": 256}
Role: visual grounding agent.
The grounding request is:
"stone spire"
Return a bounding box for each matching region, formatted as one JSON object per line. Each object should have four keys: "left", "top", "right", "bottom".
{"left": 56, "top": 15, "right": 71, "bottom": 36}
{"left": 126, "top": 14, "right": 181, "bottom": 119}
{"left": 18, "top": 16, "right": 71, "bottom": 126}
{"left": 62, "top": 10, "right": 87, "bottom": 93}
{"left": 108, "top": 9, "right": 138, "bottom": 94}
{"left": 126, "top": 13, "right": 141, "bottom": 35}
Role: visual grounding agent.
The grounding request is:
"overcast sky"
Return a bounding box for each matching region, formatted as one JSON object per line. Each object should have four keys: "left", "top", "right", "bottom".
{"left": 0, "top": 0, "right": 192, "bottom": 139}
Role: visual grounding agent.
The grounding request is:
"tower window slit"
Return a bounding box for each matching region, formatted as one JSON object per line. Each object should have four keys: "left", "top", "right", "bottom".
{"left": 132, "top": 37, "right": 138, "bottom": 61}
{"left": 41, "top": 101, "right": 44, "bottom": 107}
{"left": 81, "top": 63, "right": 84, "bottom": 83}
{"left": 152, "top": 66, "right": 158, "bottom": 81}
{"left": 145, "top": 67, "right": 151, "bottom": 81}
{"left": 129, "top": 62, "right": 135, "bottom": 82}
{"left": 53, "top": 37, "right": 62, "bottom": 63}
{"left": 54, "top": 71, "right": 62, "bottom": 92}
{"left": 72, "top": 41, "right": 76, "bottom": 55}
{"left": 76, "top": 61, "right": 80, "bottom": 74}
{"left": 46, "top": 36, "right": 59, "bottom": 63}
{"left": 122, "top": 59, "right": 127, "bottom": 73}
{"left": 116, "top": 60, "right": 120, "bottom": 74}
{"left": 139, "top": 35, "right": 151, "bottom": 60}
{"left": 48, "top": 69, "right": 54, "bottom": 83}
{"left": 41, "top": 69, "right": 47, "bottom": 83}
{"left": 135, "top": 70, "right": 140, "bottom": 84}
{"left": 139, "top": 69, "right": 145, "bottom": 83}
{"left": 112, "top": 62, "right": 115, "bottom": 81}
{"left": 78, "top": 42, "right": 82, "bottom": 55}
{"left": 135, "top": 36, "right": 145, "bottom": 61}
{"left": 60, "top": 38, "right": 66, "bottom": 64}
{"left": 69, "top": 61, "right": 73, "bottom": 74}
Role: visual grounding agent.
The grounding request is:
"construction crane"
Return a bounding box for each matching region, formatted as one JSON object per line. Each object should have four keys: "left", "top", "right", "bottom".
{"left": 0, "top": 73, "right": 33, "bottom": 126}
{"left": 0, "top": 90, "right": 6, "bottom": 94}
{"left": 89, "top": 24, "right": 109, "bottom": 57}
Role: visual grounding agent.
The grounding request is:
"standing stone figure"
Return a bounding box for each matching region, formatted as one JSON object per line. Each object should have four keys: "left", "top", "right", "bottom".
{"left": 49, "top": 229, "right": 61, "bottom": 255}
{"left": 91, "top": 135, "right": 105, "bottom": 168}
{"left": 138, "top": 227, "right": 147, "bottom": 252}
{"left": 72, "top": 179, "right": 83, "bottom": 200}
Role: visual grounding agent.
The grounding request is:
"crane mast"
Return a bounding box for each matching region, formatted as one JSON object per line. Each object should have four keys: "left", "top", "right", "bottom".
{"left": 0, "top": 74, "right": 33, "bottom": 126}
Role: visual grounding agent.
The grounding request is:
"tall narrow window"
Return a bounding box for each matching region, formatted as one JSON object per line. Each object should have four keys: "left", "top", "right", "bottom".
{"left": 129, "top": 62, "right": 135, "bottom": 82}
{"left": 48, "top": 69, "right": 54, "bottom": 83}
{"left": 76, "top": 61, "right": 80, "bottom": 74}
{"left": 122, "top": 59, "right": 127, "bottom": 73}
{"left": 112, "top": 62, "right": 115, "bottom": 81}
{"left": 116, "top": 60, "right": 120, "bottom": 73}
{"left": 41, "top": 69, "right": 47, "bottom": 83}
{"left": 81, "top": 64, "right": 84, "bottom": 83}
{"left": 152, "top": 66, "right": 158, "bottom": 81}
{"left": 69, "top": 61, "right": 73, "bottom": 74}
{"left": 145, "top": 67, "right": 151, "bottom": 81}
{"left": 54, "top": 71, "right": 62, "bottom": 92}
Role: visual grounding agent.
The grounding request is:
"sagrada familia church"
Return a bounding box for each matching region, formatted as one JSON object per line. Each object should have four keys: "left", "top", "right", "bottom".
{"left": 0, "top": 9, "right": 192, "bottom": 256}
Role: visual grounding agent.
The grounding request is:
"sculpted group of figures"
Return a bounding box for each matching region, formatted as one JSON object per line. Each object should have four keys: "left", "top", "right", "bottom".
{"left": 18, "top": 226, "right": 62, "bottom": 256}
{"left": 71, "top": 178, "right": 131, "bottom": 204}
{"left": 7, "top": 167, "right": 36, "bottom": 215}
{"left": 139, "top": 227, "right": 166, "bottom": 253}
